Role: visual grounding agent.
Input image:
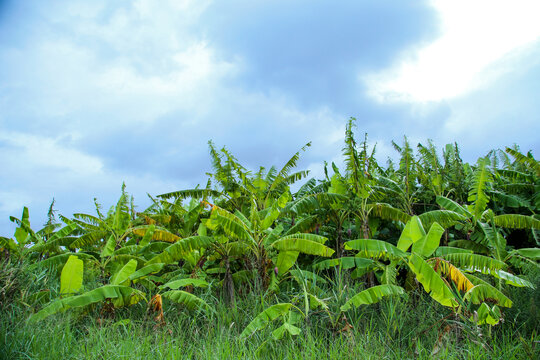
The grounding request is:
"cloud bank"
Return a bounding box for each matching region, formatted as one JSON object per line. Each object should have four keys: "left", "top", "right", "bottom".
{"left": 0, "top": 0, "right": 539, "bottom": 234}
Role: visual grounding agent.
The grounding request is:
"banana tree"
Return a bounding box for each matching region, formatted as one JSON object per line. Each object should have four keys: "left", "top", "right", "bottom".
{"left": 29, "top": 249, "right": 214, "bottom": 322}
{"left": 4, "top": 206, "right": 77, "bottom": 261}
{"left": 340, "top": 216, "right": 534, "bottom": 326}
{"left": 205, "top": 197, "right": 335, "bottom": 295}
{"left": 434, "top": 157, "right": 540, "bottom": 271}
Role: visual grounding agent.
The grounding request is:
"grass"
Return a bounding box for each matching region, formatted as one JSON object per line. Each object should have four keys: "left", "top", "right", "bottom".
{"left": 1, "top": 260, "right": 538, "bottom": 359}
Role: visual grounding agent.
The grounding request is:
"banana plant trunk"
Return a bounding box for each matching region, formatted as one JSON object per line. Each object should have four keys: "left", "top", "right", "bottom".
{"left": 257, "top": 246, "right": 270, "bottom": 290}
{"left": 223, "top": 257, "right": 235, "bottom": 305}
{"left": 336, "top": 225, "right": 343, "bottom": 258}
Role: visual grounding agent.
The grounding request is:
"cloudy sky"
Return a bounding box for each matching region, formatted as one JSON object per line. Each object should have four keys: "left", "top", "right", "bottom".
{"left": 1, "top": 0, "right": 539, "bottom": 234}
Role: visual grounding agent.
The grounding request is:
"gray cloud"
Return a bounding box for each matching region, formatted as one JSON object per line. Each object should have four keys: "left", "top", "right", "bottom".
{"left": 1, "top": 0, "right": 538, "bottom": 234}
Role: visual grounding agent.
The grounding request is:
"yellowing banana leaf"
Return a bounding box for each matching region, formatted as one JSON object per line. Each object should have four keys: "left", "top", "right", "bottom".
{"left": 132, "top": 226, "right": 180, "bottom": 243}
{"left": 433, "top": 258, "right": 474, "bottom": 292}
{"left": 408, "top": 254, "right": 458, "bottom": 308}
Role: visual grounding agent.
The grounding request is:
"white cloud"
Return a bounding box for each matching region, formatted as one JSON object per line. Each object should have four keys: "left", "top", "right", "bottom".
{"left": 364, "top": 0, "right": 540, "bottom": 103}
{"left": 0, "top": 131, "right": 103, "bottom": 176}
{"left": 0, "top": 0, "right": 235, "bottom": 128}
{"left": 0, "top": 130, "right": 181, "bottom": 233}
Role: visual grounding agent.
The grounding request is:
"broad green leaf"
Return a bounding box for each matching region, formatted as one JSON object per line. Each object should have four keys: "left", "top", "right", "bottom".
{"left": 487, "top": 269, "right": 534, "bottom": 288}
{"left": 328, "top": 174, "right": 347, "bottom": 195}
{"left": 412, "top": 222, "right": 444, "bottom": 257}
{"left": 161, "top": 278, "right": 209, "bottom": 290}
{"left": 272, "top": 237, "right": 334, "bottom": 257}
{"left": 443, "top": 253, "right": 506, "bottom": 273}
{"left": 369, "top": 203, "right": 411, "bottom": 223}
{"left": 465, "top": 273, "right": 515, "bottom": 305}
{"left": 278, "top": 233, "right": 328, "bottom": 244}
{"left": 344, "top": 239, "right": 407, "bottom": 260}
{"left": 512, "top": 248, "right": 540, "bottom": 260}
{"left": 468, "top": 158, "right": 492, "bottom": 222}
{"left": 129, "top": 263, "right": 165, "bottom": 281}
{"left": 157, "top": 188, "right": 222, "bottom": 200}
{"left": 418, "top": 210, "right": 467, "bottom": 229}
{"left": 139, "top": 224, "right": 155, "bottom": 246}
{"left": 34, "top": 252, "right": 98, "bottom": 270}
{"left": 13, "top": 207, "right": 30, "bottom": 245}
{"left": 161, "top": 290, "right": 213, "bottom": 312}
{"left": 146, "top": 236, "right": 214, "bottom": 264}
{"left": 380, "top": 264, "right": 398, "bottom": 285}
{"left": 408, "top": 254, "right": 458, "bottom": 307}
{"left": 275, "top": 251, "right": 299, "bottom": 276}
{"left": 272, "top": 322, "right": 301, "bottom": 340}
{"left": 433, "top": 246, "right": 473, "bottom": 256}
{"left": 33, "top": 224, "right": 79, "bottom": 253}
{"left": 101, "top": 234, "right": 116, "bottom": 258}
{"left": 341, "top": 285, "right": 405, "bottom": 311}
{"left": 474, "top": 303, "right": 501, "bottom": 325}
{"left": 240, "top": 303, "right": 293, "bottom": 338}
{"left": 111, "top": 259, "right": 138, "bottom": 286}
{"left": 435, "top": 196, "right": 471, "bottom": 217}
{"left": 464, "top": 284, "right": 512, "bottom": 307}
{"left": 60, "top": 255, "right": 84, "bottom": 296}
{"left": 493, "top": 214, "right": 540, "bottom": 229}
{"left": 29, "top": 285, "right": 145, "bottom": 322}
{"left": 308, "top": 294, "right": 329, "bottom": 310}
{"left": 207, "top": 207, "right": 254, "bottom": 243}
{"left": 397, "top": 216, "right": 425, "bottom": 252}
{"left": 447, "top": 240, "right": 490, "bottom": 255}
{"left": 70, "top": 230, "right": 108, "bottom": 249}
{"left": 313, "top": 257, "right": 374, "bottom": 270}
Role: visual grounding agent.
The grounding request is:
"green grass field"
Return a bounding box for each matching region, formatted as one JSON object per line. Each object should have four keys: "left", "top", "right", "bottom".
{"left": 1, "top": 259, "right": 538, "bottom": 360}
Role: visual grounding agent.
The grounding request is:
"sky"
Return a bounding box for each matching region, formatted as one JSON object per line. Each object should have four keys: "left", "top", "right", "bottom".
{"left": 1, "top": 0, "right": 539, "bottom": 234}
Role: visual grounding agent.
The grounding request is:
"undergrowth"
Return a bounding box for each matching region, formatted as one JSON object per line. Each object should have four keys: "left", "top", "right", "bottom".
{"left": 1, "top": 260, "right": 538, "bottom": 360}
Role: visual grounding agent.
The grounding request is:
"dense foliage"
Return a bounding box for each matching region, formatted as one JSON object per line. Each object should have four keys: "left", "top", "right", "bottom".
{"left": 1, "top": 118, "right": 538, "bottom": 358}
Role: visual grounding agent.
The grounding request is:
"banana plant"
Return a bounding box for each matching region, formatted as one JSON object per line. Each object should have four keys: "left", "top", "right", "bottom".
{"left": 29, "top": 244, "right": 215, "bottom": 323}
{"left": 340, "top": 216, "right": 534, "bottom": 325}
{"left": 4, "top": 206, "right": 77, "bottom": 260}
{"left": 205, "top": 198, "right": 335, "bottom": 293}
{"left": 434, "top": 157, "right": 540, "bottom": 270}
{"left": 240, "top": 283, "right": 406, "bottom": 339}
{"left": 28, "top": 254, "right": 146, "bottom": 322}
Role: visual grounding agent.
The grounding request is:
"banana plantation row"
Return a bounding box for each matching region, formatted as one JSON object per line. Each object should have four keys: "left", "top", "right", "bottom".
{"left": 1, "top": 118, "right": 539, "bottom": 339}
